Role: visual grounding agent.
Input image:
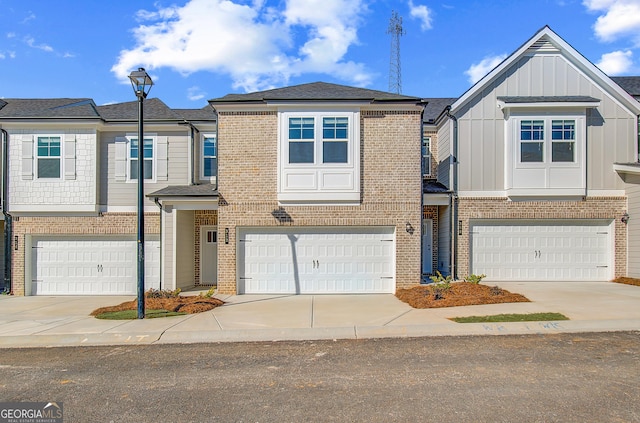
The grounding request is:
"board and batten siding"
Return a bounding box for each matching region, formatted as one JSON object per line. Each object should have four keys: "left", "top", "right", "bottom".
{"left": 174, "top": 209, "right": 195, "bottom": 289}
{"left": 626, "top": 174, "right": 640, "bottom": 277}
{"left": 454, "top": 54, "right": 637, "bottom": 193}
{"left": 436, "top": 119, "right": 451, "bottom": 189}
{"left": 99, "top": 131, "right": 190, "bottom": 207}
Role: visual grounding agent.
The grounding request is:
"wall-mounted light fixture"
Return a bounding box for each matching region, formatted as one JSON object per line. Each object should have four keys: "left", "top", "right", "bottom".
{"left": 405, "top": 222, "right": 414, "bottom": 234}
{"left": 621, "top": 211, "right": 630, "bottom": 224}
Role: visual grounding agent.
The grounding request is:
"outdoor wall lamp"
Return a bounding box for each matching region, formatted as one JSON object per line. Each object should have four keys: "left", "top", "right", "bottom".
{"left": 405, "top": 222, "right": 414, "bottom": 234}
{"left": 128, "top": 67, "right": 154, "bottom": 319}
{"left": 621, "top": 212, "right": 630, "bottom": 224}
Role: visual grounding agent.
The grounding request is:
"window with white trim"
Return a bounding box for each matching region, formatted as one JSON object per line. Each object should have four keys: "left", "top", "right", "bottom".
{"left": 507, "top": 112, "right": 585, "bottom": 195}
{"left": 36, "top": 136, "right": 61, "bottom": 179}
{"left": 422, "top": 135, "right": 431, "bottom": 177}
{"left": 279, "top": 109, "right": 360, "bottom": 203}
{"left": 201, "top": 134, "right": 217, "bottom": 179}
{"left": 128, "top": 136, "right": 154, "bottom": 181}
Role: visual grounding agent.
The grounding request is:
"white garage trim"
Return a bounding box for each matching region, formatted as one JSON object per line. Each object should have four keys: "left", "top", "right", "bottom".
{"left": 28, "top": 236, "right": 160, "bottom": 295}
{"left": 237, "top": 226, "right": 395, "bottom": 294}
{"left": 470, "top": 220, "right": 613, "bottom": 281}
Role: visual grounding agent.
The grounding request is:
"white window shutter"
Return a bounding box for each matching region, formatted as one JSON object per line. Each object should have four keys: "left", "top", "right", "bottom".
{"left": 115, "top": 137, "right": 127, "bottom": 182}
{"left": 64, "top": 134, "right": 76, "bottom": 180}
{"left": 21, "top": 135, "right": 34, "bottom": 180}
{"left": 156, "top": 136, "right": 168, "bottom": 181}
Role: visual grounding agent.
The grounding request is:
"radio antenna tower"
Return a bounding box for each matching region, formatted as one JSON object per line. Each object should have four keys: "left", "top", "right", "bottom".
{"left": 387, "top": 10, "right": 405, "bottom": 94}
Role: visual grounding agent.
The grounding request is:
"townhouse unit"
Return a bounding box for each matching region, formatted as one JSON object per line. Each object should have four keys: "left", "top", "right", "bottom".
{"left": 0, "top": 25, "right": 639, "bottom": 296}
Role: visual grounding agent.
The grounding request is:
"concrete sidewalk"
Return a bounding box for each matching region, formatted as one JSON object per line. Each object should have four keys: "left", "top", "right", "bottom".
{"left": 0, "top": 281, "right": 638, "bottom": 348}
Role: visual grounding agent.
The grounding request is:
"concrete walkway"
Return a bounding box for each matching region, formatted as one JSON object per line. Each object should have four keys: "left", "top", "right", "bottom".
{"left": 0, "top": 281, "right": 638, "bottom": 348}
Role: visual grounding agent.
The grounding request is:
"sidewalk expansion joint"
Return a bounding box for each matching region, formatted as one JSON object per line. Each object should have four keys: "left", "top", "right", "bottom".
{"left": 382, "top": 309, "right": 412, "bottom": 326}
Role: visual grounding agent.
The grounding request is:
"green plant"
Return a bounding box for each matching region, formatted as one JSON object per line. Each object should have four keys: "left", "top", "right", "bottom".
{"left": 429, "top": 271, "right": 452, "bottom": 288}
{"left": 146, "top": 288, "right": 181, "bottom": 299}
{"left": 463, "top": 274, "right": 487, "bottom": 284}
{"left": 199, "top": 287, "right": 216, "bottom": 298}
{"left": 450, "top": 312, "right": 569, "bottom": 323}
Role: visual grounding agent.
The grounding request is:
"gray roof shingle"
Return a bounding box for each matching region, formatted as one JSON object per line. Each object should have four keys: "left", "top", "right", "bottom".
{"left": 209, "top": 81, "right": 424, "bottom": 104}
{"left": 422, "top": 98, "right": 457, "bottom": 123}
{"left": 0, "top": 98, "right": 100, "bottom": 118}
{"left": 96, "top": 98, "right": 182, "bottom": 121}
{"left": 611, "top": 76, "right": 640, "bottom": 96}
{"left": 174, "top": 106, "right": 217, "bottom": 121}
{"left": 147, "top": 184, "right": 218, "bottom": 197}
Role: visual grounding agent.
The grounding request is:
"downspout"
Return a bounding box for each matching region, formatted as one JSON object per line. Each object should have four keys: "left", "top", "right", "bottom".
{"left": 1, "top": 128, "right": 12, "bottom": 294}
{"left": 153, "top": 196, "right": 163, "bottom": 290}
{"left": 190, "top": 124, "right": 196, "bottom": 185}
{"left": 419, "top": 102, "right": 426, "bottom": 283}
{"left": 445, "top": 106, "right": 459, "bottom": 280}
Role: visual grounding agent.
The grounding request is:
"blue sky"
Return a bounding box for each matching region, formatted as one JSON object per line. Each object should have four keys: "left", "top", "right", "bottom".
{"left": 1, "top": 0, "right": 639, "bottom": 108}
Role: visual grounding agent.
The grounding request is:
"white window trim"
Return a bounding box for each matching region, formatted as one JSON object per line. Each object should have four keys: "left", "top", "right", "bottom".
{"left": 505, "top": 110, "right": 586, "bottom": 195}
{"left": 126, "top": 133, "right": 157, "bottom": 183}
{"left": 200, "top": 133, "right": 217, "bottom": 182}
{"left": 423, "top": 135, "right": 432, "bottom": 177}
{"left": 278, "top": 108, "right": 360, "bottom": 203}
{"left": 35, "top": 134, "right": 63, "bottom": 180}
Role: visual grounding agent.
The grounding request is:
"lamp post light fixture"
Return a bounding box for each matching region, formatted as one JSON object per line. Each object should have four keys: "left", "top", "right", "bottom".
{"left": 128, "top": 67, "right": 154, "bottom": 319}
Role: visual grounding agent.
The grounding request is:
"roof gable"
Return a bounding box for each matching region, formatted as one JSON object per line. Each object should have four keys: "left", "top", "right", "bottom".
{"left": 451, "top": 26, "right": 640, "bottom": 115}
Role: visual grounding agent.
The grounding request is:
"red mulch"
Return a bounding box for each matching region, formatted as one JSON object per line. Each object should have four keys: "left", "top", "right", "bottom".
{"left": 396, "top": 282, "right": 530, "bottom": 309}
{"left": 612, "top": 277, "right": 640, "bottom": 287}
{"left": 90, "top": 296, "right": 224, "bottom": 316}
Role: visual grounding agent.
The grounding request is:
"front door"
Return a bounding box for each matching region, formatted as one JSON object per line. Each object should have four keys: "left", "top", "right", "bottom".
{"left": 422, "top": 219, "right": 433, "bottom": 275}
{"left": 200, "top": 226, "right": 218, "bottom": 285}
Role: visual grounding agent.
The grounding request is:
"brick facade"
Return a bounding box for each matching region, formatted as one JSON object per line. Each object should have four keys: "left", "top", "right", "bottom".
{"left": 455, "top": 197, "right": 627, "bottom": 278}
{"left": 216, "top": 109, "right": 423, "bottom": 294}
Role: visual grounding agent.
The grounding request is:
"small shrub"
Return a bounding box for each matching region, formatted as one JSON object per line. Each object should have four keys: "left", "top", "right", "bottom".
{"left": 429, "top": 271, "right": 452, "bottom": 289}
{"left": 146, "top": 288, "right": 181, "bottom": 299}
{"left": 463, "top": 274, "right": 486, "bottom": 284}
{"left": 199, "top": 287, "right": 216, "bottom": 298}
{"left": 489, "top": 286, "right": 504, "bottom": 296}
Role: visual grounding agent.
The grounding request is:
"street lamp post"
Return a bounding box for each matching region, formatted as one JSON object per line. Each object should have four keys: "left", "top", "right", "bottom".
{"left": 128, "top": 68, "right": 154, "bottom": 319}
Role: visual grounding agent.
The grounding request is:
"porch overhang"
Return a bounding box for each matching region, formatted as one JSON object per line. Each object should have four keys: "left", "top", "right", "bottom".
{"left": 148, "top": 184, "right": 218, "bottom": 210}
{"left": 423, "top": 180, "right": 452, "bottom": 205}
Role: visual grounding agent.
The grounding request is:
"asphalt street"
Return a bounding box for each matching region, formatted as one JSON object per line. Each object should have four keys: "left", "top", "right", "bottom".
{"left": 1, "top": 332, "right": 639, "bottom": 422}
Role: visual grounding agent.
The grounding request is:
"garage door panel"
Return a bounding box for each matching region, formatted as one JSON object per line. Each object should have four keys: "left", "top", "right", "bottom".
{"left": 33, "top": 238, "right": 160, "bottom": 295}
{"left": 471, "top": 220, "right": 612, "bottom": 281}
{"left": 238, "top": 227, "right": 395, "bottom": 294}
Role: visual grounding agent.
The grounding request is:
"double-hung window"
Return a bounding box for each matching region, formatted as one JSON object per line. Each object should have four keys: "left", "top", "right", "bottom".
{"left": 518, "top": 119, "right": 576, "bottom": 164}
{"left": 202, "top": 134, "right": 217, "bottom": 178}
{"left": 36, "top": 136, "right": 61, "bottom": 179}
{"left": 422, "top": 136, "right": 431, "bottom": 177}
{"left": 279, "top": 109, "right": 360, "bottom": 203}
{"left": 129, "top": 137, "right": 154, "bottom": 180}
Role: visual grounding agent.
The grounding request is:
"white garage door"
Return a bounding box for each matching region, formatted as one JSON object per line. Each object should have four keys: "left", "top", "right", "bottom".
{"left": 470, "top": 220, "right": 612, "bottom": 281}
{"left": 32, "top": 238, "right": 161, "bottom": 295}
{"left": 238, "top": 227, "right": 395, "bottom": 294}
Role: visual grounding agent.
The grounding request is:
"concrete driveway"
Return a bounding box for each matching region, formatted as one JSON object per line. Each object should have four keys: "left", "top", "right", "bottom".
{"left": 0, "top": 281, "right": 638, "bottom": 348}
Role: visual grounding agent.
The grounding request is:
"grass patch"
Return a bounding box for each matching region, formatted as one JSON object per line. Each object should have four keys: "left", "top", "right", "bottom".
{"left": 450, "top": 312, "right": 569, "bottom": 323}
{"left": 94, "top": 309, "right": 187, "bottom": 320}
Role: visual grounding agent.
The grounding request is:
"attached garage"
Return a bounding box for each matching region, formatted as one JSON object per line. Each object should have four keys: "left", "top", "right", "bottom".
{"left": 470, "top": 220, "right": 613, "bottom": 281}
{"left": 238, "top": 226, "right": 395, "bottom": 294}
{"left": 30, "top": 237, "right": 161, "bottom": 295}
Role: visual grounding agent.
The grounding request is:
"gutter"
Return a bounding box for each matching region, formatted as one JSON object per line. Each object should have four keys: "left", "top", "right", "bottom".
{"left": 445, "top": 106, "right": 459, "bottom": 280}
{"left": 1, "top": 128, "right": 11, "bottom": 293}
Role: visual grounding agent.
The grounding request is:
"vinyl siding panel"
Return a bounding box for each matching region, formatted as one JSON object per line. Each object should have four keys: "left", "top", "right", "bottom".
{"left": 162, "top": 207, "right": 174, "bottom": 290}
{"left": 437, "top": 205, "right": 451, "bottom": 275}
{"left": 436, "top": 120, "right": 451, "bottom": 189}
{"left": 627, "top": 174, "right": 640, "bottom": 277}
{"left": 99, "top": 131, "right": 190, "bottom": 207}
{"left": 455, "top": 54, "right": 637, "bottom": 192}
{"left": 174, "top": 209, "right": 194, "bottom": 289}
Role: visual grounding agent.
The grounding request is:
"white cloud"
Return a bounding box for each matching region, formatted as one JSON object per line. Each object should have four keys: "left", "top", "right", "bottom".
{"left": 24, "top": 36, "right": 53, "bottom": 52}
{"left": 596, "top": 49, "right": 633, "bottom": 74}
{"left": 464, "top": 54, "right": 507, "bottom": 84}
{"left": 187, "top": 86, "right": 205, "bottom": 101}
{"left": 583, "top": 0, "right": 640, "bottom": 44}
{"left": 408, "top": 0, "right": 433, "bottom": 31}
{"left": 111, "top": 0, "right": 372, "bottom": 93}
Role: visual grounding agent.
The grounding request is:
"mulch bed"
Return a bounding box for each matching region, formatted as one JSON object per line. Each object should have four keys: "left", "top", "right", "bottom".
{"left": 612, "top": 277, "right": 640, "bottom": 287}
{"left": 396, "top": 282, "right": 530, "bottom": 309}
{"left": 90, "top": 296, "right": 224, "bottom": 316}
